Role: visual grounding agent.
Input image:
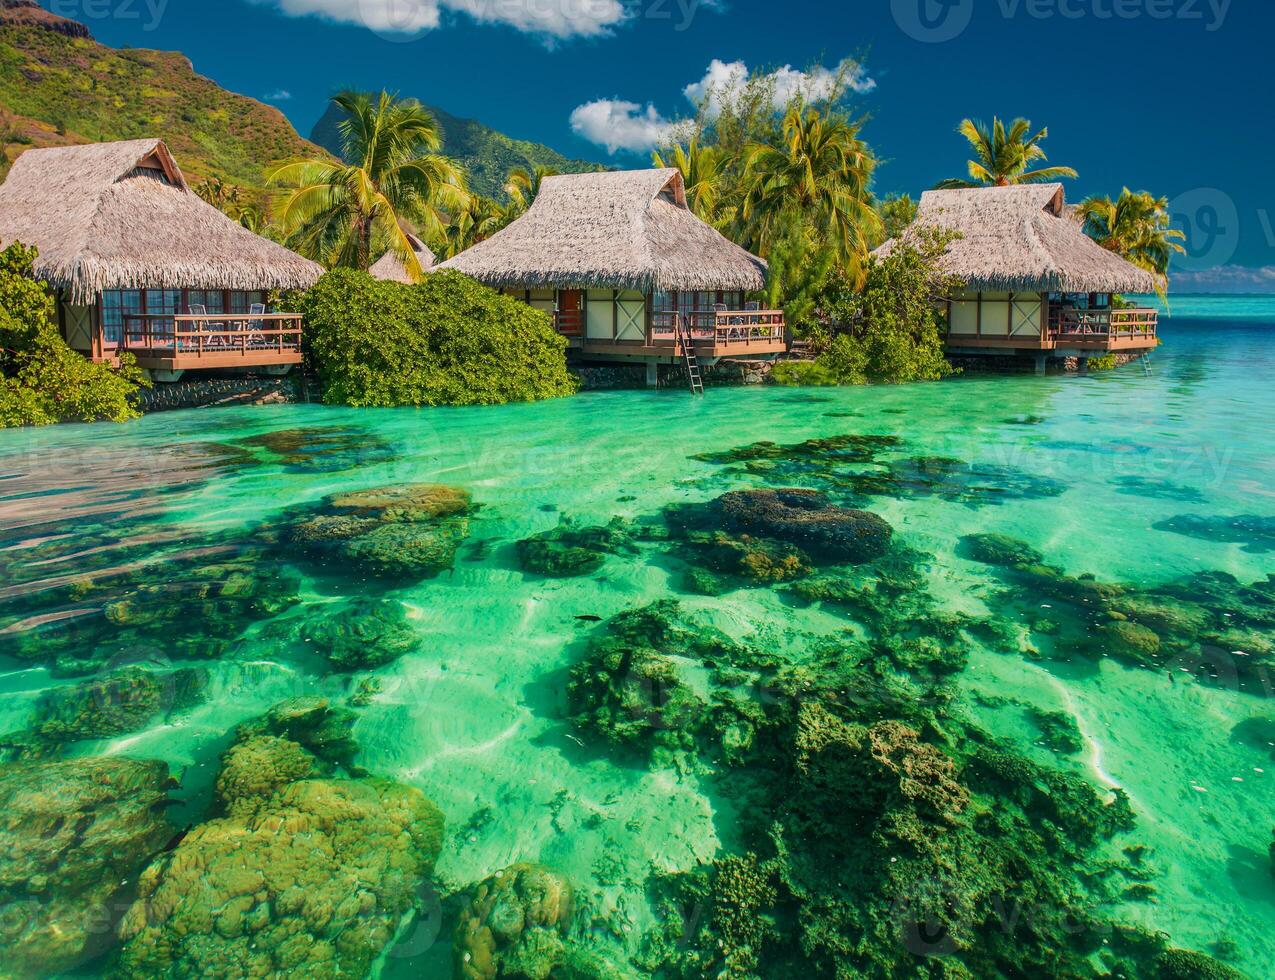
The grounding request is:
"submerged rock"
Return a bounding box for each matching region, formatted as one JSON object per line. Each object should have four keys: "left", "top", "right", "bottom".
{"left": 1153, "top": 513, "right": 1275, "bottom": 553}
{"left": 281, "top": 483, "right": 474, "bottom": 581}
{"left": 231, "top": 426, "right": 397, "bottom": 473}
{"left": 516, "top": 518, "right": 635, "bottom": 578}
{"left": 0, "top": 757, "right": 174, "bottom": 978}
{"left": 29, "top": 666, "right": 207, "bottom": 743}
{"left": 114, "top": 777, "right": 443, "bottom": 979}
{"left": 454, "top": 863, "right": 574, "bottom": 980}
{"left": 113, "top": 702, "right": 444, "bottom": 979}
{"left": 300, "top": 598, "right": 421, "bottom": 671}
{"left": 961, "top": 533, "right": 1043, "bottom": 568}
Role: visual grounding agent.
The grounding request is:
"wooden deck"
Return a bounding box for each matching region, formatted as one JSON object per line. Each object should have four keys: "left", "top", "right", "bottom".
{"left": 121, "top": 313, "right": 303, "bottom": 371}
{"left": 558, "top": 309, "right": 788, "bottom": 360}
{"left": 947, "top": 307, "right": 1159, "bottom": 354}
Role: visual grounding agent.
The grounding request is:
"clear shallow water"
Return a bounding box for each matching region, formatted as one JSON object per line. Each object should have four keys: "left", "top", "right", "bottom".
{"left": 0, "top": 300, "right": 1272, "bottom": 978}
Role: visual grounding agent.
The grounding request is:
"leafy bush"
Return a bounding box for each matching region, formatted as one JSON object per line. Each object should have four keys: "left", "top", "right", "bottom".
{"left": 0, "top": 241, "right": 146, "bottom": 427}
{"left": 801, "top": 227, "right": 961, "bottom": 386}
{"left": 297, "top": 269, "right": 578, "bottom": 407}
{"left": 1088, "top": 353, "right": 1118, "bottom": 371}
{"left": 770, "top": 360, "right": 839, "bottom": 387}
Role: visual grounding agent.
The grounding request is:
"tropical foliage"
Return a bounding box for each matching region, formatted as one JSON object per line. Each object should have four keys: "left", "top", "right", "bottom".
{"left": 297, "top": 268, "right": 577, "bottom": 407}
{"left": 938, "top": 117, "right": 1077, "bottom": 188}
{"left": 270, "top": 91, "right": 468, "bottom": 279}
{"left": 1078, "top": 188, "right": 1185, "bottom": 284}
{"left": 0, "top": 241, "right": 146, "bottom": 427}
{"left": 777, "top": 228, "right": 963, "bottom": 385}
{"left": 652, "top": 137, "right": 724, "bottom": 224}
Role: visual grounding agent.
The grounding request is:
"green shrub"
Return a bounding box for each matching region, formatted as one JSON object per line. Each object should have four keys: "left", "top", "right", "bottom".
{"left": 0, "top": 241, "right": 146, "bottom": 427}
{"left": 797, "top": 227, "right": 962, "bottom": 386}
{"left": 1088, "top": 353, "right": 1118, "bottom": 371}
{"left": 297, "top": 269, "right": 578, "bottom": 407}
{"left": 770, "top": 360, "right": 839, "bottom": 387}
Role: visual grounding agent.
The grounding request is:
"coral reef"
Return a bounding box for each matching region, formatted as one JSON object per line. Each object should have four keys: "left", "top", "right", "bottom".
{"left": 28, "top": 666, "right": 207, "bottom": 743}
{"left": 516, "top": 518, "right": 636, "bottom": 578}
{"left": 454, "top": 863, "right": 574, "bottom": 980}
{"left": 229, "top": 425, "right": 397, "bottom": 473}
{"left": 960, "top": 533, "right": 1043, "bottom": 568}
{"left": 0, "top": 552, "right": 302, "bottom": 676}
{"left": 280, "top": 483, "right": 474, "bottom": 581}
{"left": 234, "top": 697, "right": 362, "bottom": 772}
{"left": 0, "top": 757, "right": 174, "bottom": 978}
{"left": 300, "top": 598, "right": 421, "bottom": 671}
{"left": 112, "top": 704, "right": 444, "bottom": 979}
{"left": 1153, "top": 513, "right": 1275, "bottom": 553}
{"left": 665, "top": 488, "right": 892, "bottom": 586}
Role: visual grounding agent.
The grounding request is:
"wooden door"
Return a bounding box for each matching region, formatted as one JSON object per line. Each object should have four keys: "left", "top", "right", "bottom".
{"left": 556, "top": 289, "right": 583, "bottom": 336}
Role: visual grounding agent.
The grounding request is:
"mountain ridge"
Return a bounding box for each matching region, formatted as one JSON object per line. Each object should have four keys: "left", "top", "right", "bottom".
{"left": 310, "top": 100, "right": 605, "bottom": 200}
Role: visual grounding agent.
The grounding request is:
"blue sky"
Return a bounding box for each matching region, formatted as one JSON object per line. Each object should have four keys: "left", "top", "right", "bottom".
{"left": 83, "top": 0, "right": 1274, "bottom": 288}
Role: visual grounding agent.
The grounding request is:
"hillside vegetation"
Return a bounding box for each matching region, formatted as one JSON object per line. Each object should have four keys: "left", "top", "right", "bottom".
{"left": 0, "top": 10, "right": 327, "bottom": 191}
{"left": 311, "top": 100, "right": 603, "bottom": 200}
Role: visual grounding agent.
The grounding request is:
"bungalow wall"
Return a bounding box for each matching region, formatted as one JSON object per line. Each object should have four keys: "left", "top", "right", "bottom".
{"left": 947, "top": 289, "right": 1045, "bottom": 340}
{"left": 504, "top": 287, "right": 747, "bottom": 341}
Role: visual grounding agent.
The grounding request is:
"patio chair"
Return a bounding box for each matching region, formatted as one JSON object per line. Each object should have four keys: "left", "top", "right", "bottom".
{"left": 246, "top": 302, "right": 269, "bottom": 349}
{"left": 187, "top": 303, "right": 227, "bottom": 350}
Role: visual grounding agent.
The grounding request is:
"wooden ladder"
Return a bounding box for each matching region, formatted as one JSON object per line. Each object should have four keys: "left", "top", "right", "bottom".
{"left": 677, "top": 315, "right": 705, "bottom": 395}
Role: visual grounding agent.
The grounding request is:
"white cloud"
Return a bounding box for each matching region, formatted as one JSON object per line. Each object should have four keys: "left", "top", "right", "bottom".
{"left": 254, "top": 0, "right": 626, "bottom": 40}
{"left": 569, "top": 99, "right": 678, "bottom": 155}
{"left": 683, "top": 58, "right": 876, "bottom": 117}
{"left": 1170, "top": 265, "right": 1275, "bottom": 293}
{"left": 571, "top": 56, "right": 876, "bottom": 154}
{"left": 265, "top": 89, "right": 293, "bottom": 101}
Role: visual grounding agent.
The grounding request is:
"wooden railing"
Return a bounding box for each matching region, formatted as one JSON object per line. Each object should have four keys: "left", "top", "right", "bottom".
{"left": 648, "top": 309, "right": 786, "bottom": 347}
{"left": 122, "top": 313, "right": 303, "bottom": 358}
{"left": 553, "top": 310, "right": 583, "bottom": 337}
{"left": 1047, "top": 307, "right": 1158, "bottom": 341}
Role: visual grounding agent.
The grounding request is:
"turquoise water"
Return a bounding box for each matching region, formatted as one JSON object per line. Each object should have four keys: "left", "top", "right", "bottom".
{"left": 0, "top": 298, "right": 1272, "bottom": 977}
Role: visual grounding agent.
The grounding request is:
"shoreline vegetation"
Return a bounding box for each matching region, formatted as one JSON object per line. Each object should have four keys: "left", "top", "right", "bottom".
{"left": 0, "top": 59, "right": 1188, "bottom": 426}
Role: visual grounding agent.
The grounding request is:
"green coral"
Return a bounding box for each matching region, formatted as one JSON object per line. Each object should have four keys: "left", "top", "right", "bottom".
{"left": 454, "top": 863, "right": 574, "bottom": 980}
{"left": 300, "top": 598, "right": 421, "bottom": 671}
{"left": 281, "top": 483, "right": 474, "bottom": 581}
{"left": 29, "top": 666, "right": 207, "bottom": 743}
{"left": 0, "top": 757, "right": 174, "bottom": 978}
{"left": 961, "top": 533, "right": 1043, "bottom": 568}
{"left": 234, "top": 697, "right": 361, "bottom": 771}
{"left": 1154, "top": 948, "right": 1248, "bottom": 979}
{"left": 516, "top": 518, "right": 635, "bottom": 578}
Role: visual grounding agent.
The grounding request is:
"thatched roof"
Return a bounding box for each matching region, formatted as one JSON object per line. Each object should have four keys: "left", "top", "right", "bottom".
{"left": 369, "top": 234, "right": 435, "bottom": 284}
{"left": 0, "top": 138, "right": 322, "bottom": 304}
{"left": 440, "top": 169, "right": 766, "bottom": 293}
{"left": 875, "top": 185, "right": 1159, "bottom": 294}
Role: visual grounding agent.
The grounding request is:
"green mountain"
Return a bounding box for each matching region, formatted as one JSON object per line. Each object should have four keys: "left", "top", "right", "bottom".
{"left": 311, "top": 100, "right": 605, "bottom": 200}
{"left": 0, "top": 3, "right": 329, "bottom": 194}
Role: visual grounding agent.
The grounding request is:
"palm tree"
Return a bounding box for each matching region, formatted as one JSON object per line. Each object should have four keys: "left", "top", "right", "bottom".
{"left": 268, "top": 90, "right": 468, "bottom": 279}
{"left": 737, "top": 104, "right": 880, "bottom": 280}
{"left": 439, "top": 195, "right": 507, "bottom": 259}
{"left": 1078, "top": 188, "right": 1185, "bottom": 287}
{"left": 652, "top": 137, "right": 724, "bottom": 223}
{"left": 504, "top": 165, "right": 559, "bottom": 219}
{"left": 937, "top": 117, "right": 1077, "bottom": 189}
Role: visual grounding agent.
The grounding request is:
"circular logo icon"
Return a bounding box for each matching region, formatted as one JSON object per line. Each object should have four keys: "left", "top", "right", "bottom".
{"left": 357, "top": 0, "right": 439, "bottom": 42}
{"left": 891, "top": 0, "right": 974, "bottom": 43}
{"left": 1169, "top": 187, "right": 1240, "bottom": 271}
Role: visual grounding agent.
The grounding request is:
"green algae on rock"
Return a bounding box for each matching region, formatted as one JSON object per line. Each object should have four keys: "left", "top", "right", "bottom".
{"left": 454, "top": 863, "right": 574, "bottom": 980}
{"left": 26, "top": 665, "right": 207, "bottom": 744}
{"left": 229, "top": 426, "right": 398, "bottom": 473}
{"left": 280, "top": 483, "right": 474, "bottom": 581}
{"left": 0, "top": 553, "right": 303, "bottom": 676}
{"left": 300, "top": 598, "right": 421, "bottom": 671}
{"left": 234, "top": 697, "right": 362, "bottom": 772}
{"left": 516, "top": 517, "right": 637, "bottom": 578}
{"left": 112, "top": 705, "right": 444, "bottom": 980}
{"left": 0, "top": 757, "right": 174, "bottom": 979}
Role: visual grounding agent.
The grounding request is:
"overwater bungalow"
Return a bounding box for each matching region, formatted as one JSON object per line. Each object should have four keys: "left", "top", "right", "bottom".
{"left": 0, "top": 138, "right": 322, "bottom": 381}
{"left": 441, "top": 169, "right": 786, "bottom": 385}
{"left": 369, "top": 233, "right": 435, "bottom": 283}
{"left": 878, "top": 185, "right": 1161, "bottom": 371}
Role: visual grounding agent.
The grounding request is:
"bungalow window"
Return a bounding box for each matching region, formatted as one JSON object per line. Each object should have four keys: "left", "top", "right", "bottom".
{"left": 229, "top": 291, "right": 266, "bottom": 314}
{"left": 101, "top": 289, "right": 141, "bottom": 346}
{"left": 187, "top": 290, "right": 225, "bottom": 315}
